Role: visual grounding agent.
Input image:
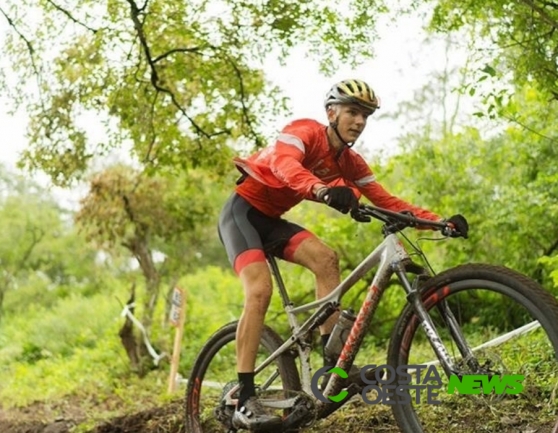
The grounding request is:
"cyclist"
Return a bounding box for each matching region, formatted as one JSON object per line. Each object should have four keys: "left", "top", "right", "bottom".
{"left": 218, "top": 79, "right": 468, "bottom": 430}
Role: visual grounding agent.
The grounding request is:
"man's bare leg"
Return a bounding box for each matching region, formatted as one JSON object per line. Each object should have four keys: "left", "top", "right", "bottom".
{"left": 232, "top": 260, "right": 281, "bottom": 430}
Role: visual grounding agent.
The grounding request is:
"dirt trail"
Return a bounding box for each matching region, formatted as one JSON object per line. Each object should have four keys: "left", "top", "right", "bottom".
{"left": 1, "top": 400, "right": 556, "bottom": 433}
{"left": 0, "top": 401, "right": 185, "bottom": 433}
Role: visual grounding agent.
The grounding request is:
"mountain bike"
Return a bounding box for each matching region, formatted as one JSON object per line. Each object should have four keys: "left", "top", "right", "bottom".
{"left": 185, "top": 204, "right": 558, "bottom": 432}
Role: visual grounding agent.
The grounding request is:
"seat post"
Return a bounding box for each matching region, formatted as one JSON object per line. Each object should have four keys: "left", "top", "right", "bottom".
{"left": 266, "top": 254, "right": 293, "bottom": 308}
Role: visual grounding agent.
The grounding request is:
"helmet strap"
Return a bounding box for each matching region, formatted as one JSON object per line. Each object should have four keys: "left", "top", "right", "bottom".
{"left": 329, "top": 119, "right": 354, "bottom": 159}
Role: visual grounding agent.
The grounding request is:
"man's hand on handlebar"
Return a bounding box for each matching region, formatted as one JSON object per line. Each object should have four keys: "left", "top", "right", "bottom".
{"left": 442, "top": 214, "right": 469, "bottom": 239}
{"left": 348, "top": 205, "right": 469, "bottom": 239}
{"left": 316, "top": 186, "right": 358, "bottom": 214}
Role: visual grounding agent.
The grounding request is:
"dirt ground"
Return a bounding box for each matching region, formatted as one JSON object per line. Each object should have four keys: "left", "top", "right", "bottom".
{"left": 1, "top": 399, "right": 556, "bottom": 433}
{"left": 0, "top": 399, "right": 186, "bottom": 433}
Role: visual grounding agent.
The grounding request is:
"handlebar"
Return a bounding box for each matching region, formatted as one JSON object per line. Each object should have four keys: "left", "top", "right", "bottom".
{"left": 353, "top": 204, "right": 463, "bottom": 237}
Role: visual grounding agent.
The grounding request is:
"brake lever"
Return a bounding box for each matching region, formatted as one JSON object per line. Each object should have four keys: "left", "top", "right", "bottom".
{"left": 441, "top": 225, "right": 464, "bottom": 238}
{"left": 350, "top": 207, "right": 372, "bottom": 223}
{"left": 382, "top": 220, "right": 409, "bottom": 236}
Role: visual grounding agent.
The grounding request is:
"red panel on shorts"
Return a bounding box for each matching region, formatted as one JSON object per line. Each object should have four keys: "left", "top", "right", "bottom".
{"left": 283, "top": 230, "right": 314, "bottom": 262}
{"left": 234, "top": 249, "right": 267, "bottom": 275}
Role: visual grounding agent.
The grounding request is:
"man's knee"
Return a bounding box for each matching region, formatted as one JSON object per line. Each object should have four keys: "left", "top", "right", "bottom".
{"left": 326, "top": 247, "right": 339, "bottom": 263}
{"left": 294, "top": 239, "right": 339, "bottom": 274}
{"left": 240, "top": 263, "right": 273, "bottom": 312}
{"left": 314, "top": 247, "right": 339, "bottom": 273}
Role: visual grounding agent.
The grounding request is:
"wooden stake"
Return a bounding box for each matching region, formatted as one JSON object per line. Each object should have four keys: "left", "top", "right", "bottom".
{"left": 168, "top": 287, "right": 186, "bottom": 394}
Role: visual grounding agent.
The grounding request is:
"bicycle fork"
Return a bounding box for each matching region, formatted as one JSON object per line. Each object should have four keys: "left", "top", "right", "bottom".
{"left": 393, "top": 263, "right": 478, "bottom": 377}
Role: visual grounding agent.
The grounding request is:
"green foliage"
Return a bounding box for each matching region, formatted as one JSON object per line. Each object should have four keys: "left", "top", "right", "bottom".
{"left": 0, "top": 0, "right": 389, "bottom": 185}
{"left": 429, "top": 0, "right": 558, "bottom": 102}
{"left": 75, "top": 164, "right": 229, "bottom": 333}
{"left": 380, "top": 85, "right": 558, "bottom": 288}
{"left": 0, "top": 164, "right": 108, "bottom": 321}
{"left": 76, "top": 165, "right": 213, "bottom": 248}
{"left": 0, "top": 288, "right": 129, "bottom": 406}
{"left": 179, "top": 266, "right": 243, "bottom": 365}
{"left": 0, "top": 3, "right": 557, "bottom": 428}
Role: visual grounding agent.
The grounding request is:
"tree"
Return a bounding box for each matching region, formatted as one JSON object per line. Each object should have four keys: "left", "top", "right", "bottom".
{"left": 0, "top": 164, "right": 102, "bottom": 323}
{"left": 76, "top": 164, "right": 216, "bottom": 320}
{"left": 383, "top": 84, "right": 558, "bottom": 288}
{"left": 75, "top": 164, "right": 223, "bottom": 372}
{"left": 429, "top": 0, "right": 558, "bottom": 101}
{"left": 0, "top": 0, "right": 387, "bottom": 185}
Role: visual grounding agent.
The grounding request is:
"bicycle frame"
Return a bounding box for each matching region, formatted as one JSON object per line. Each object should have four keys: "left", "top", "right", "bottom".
{"left": 231, "top": 231, "right": 467, "bottom": 417}
{"left": 270, "top": 231, "right": 409, "bottom": 397}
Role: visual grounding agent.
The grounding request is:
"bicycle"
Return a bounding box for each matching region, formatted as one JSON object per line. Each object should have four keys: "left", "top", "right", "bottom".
{"left": 185, "top": 204, "right": 558, "bottom": 432}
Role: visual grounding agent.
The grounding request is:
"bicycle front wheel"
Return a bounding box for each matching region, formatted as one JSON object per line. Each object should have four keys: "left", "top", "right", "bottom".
{"left": 185, "top": 321, "right": 301, "bottom": 433}
{"left": 388, "top": 263, "right": 558, "bottom": 433}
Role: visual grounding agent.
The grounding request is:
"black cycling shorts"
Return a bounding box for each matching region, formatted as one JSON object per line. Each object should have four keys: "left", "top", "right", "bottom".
{"left": 218, "top": 193, "right": 313, "bottom": 274}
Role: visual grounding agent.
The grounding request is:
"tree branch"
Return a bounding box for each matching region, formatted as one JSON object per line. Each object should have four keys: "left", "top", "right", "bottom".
{"left": 17, "top": 225, "right": 45, "bottom": 269}
{"left": 0, "top": 6, "right": 45, "bottom": 110}
{"left": 46, "top": 0, "right": 98, "bottom": 33}
{"left": 502, "top": 113, "right": 558, "bottom": 143}
{"left": 143, "top": 90, "right": 160, "bottom": 163}
{"left": 518, "top": 0, "right": 558, "bottom": 29}
{"left": 126, "top": 0, "right": 230, "bottom": 140}
{"left": 138, "top": 0, "right": 150, "bottom": 13}
{"left": 544, "top": 237, "right": 558, "bottom": 257}
{"left": 504, "top": 28, "right": 555, "bottom": 49}
{"left": 0, "top": 7, "right": 39, "bottom": 75}
{"left": 220, "top": 51, "right": 264, "bottom": 148}
{"left": 152, "top": 47, "right": 204, "bottom": 63}
{"left": 0, "top": 7, "right": 33, "bottom": 53}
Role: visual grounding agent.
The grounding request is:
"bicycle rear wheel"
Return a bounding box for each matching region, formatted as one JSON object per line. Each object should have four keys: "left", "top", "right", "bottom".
{"left": 185, "top": 321, "right": 301, "bottom": 433}
{"left": 388, "top": 263, "right": 558, "bottom": 433}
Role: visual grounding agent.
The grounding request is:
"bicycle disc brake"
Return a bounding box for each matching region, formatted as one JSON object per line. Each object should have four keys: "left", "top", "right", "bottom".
{"left": 458, "top": 349, "right": 508, "bottom": 376}
{"left": 457, "top": 349, "right": 509, "bottom": 403}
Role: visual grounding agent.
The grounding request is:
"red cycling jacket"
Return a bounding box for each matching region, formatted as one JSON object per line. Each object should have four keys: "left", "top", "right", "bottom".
{"left": 234, "top": 118, "right": 441, "bottom": 221}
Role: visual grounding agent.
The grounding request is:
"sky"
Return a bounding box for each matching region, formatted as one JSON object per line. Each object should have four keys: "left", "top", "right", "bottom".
{"left": 264, "top": 16, "right": 460, "bottom": 153}
{"left": 0, "top": 9, "right": 470, "bottom": 206}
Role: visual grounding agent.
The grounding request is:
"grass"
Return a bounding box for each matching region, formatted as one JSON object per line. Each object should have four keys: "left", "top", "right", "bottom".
{"left": 0, "top": 350, "right": 556, "bottom": 433}
{"left": 0, "top": 285, "right": 556, "bottom": 432}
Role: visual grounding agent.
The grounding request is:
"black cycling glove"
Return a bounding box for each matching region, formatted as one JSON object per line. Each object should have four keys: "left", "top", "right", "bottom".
{"left": 443, "top": 214, "right": 469, "bottom": 238}
{"left": 316, "top": 186, "right": 358, "bottom": 214}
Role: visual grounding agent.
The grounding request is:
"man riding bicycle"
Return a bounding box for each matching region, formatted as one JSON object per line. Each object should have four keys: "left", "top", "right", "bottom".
{"left": 218, "top": 79, "right": 468, "bottom": 430}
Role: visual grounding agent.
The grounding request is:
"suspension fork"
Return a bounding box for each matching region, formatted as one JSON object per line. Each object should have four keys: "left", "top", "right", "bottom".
{"left": 435, "top": 299, "right": 481, "bottom": 372}
{"left": 393, "top": 264, "right": 458, "bottom": 376}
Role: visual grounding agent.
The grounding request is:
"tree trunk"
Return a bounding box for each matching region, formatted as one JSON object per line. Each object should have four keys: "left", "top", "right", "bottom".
{"left": 129, "top": 237, "right": 161, "bottom": 330}
{"left": 119, "top": 235, "right": 163, "bottom": 375}
{"left": 118, "top": 284, "right": 151, "bottom": 376}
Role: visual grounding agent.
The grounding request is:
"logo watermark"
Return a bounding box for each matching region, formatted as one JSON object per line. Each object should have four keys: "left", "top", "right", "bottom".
{"left": 311, "top": 364, "right": 443, "bottom": 405}
{"left": 311, "top": 364, "right": 524, "bottom": 404}
{"left": 447, "top": 374, "right": 524, "bottom": 395}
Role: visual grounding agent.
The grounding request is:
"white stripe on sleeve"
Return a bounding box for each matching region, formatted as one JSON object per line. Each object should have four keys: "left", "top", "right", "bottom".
{"left": 277, "top": 133, "right": 305, "bottom": 154}
{"left": 354, "top": 175, "right": 376, "bottom": 186}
